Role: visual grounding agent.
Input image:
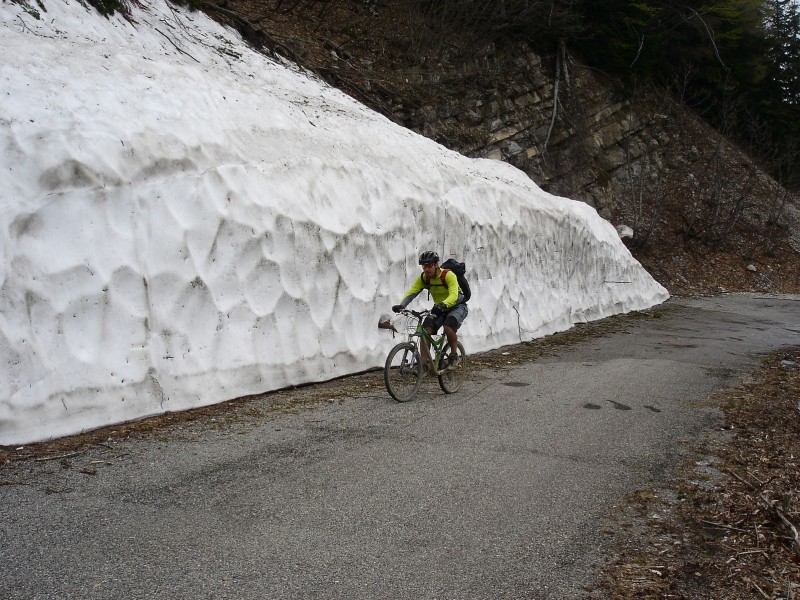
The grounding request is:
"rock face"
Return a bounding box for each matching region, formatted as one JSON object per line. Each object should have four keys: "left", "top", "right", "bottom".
{"left": 0, "top": 0, "right": 667, "bottom": 444}
{"left": 393, "top": 43, "right": 679, "bottom": 212}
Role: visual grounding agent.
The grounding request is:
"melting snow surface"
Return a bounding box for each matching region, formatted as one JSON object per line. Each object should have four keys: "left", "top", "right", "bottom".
{"left": 0, "top": 0, "right": 668, "bottom": 444}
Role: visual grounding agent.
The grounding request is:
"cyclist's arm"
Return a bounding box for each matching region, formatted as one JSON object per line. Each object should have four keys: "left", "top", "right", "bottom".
{"left": 442, "top": 271, "right": 460, "bottom": 308}
{"left": 398, "top": 275, "right": 425, "bottom": 308}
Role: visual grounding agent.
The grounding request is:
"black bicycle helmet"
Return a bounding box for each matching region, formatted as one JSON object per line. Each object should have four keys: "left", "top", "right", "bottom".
{"left": 418, "top": 250, "right": 440, "bottom": 265}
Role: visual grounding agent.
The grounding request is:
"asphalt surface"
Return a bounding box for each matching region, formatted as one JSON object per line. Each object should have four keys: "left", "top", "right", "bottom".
{"left": 2, "top": 293, "right": 798, "bottom": 600}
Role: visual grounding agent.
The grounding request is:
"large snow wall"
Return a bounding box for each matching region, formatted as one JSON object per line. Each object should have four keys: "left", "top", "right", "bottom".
{"left": 0, "top": 0, "right": 668, "bottom": 444}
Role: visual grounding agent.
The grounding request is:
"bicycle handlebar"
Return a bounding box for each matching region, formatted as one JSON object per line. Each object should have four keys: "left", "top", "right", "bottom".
{"left": 397, "top": 308, "right": 430, "bottom": 319}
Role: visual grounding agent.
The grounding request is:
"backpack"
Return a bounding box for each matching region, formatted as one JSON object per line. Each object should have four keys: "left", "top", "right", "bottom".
{"left": 423, "top": 258, "right": 471, "bottom": 303}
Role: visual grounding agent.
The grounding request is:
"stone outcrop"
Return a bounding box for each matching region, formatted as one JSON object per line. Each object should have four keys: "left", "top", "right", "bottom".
{"left": 385, "top": 43, "right": 667, "bottom": 214}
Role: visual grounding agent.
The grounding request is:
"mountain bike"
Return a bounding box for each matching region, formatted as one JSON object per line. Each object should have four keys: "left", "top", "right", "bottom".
{"left": 381, "top": 308, "right": 467, "bottom": 402}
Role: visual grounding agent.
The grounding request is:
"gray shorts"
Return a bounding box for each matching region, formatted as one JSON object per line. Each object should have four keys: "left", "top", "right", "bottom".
{"left": 423, "top": 302, "right": 469, "bottom": 332}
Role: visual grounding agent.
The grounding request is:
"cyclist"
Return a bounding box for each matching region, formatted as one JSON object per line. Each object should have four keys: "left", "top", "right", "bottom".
{"left": 392, "top": 250, "right": 468, "bottom": 367}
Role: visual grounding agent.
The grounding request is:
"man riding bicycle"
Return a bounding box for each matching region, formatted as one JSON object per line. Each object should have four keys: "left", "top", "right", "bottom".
{"left": 392, "top": 250, "right": 468, "bottom": 368}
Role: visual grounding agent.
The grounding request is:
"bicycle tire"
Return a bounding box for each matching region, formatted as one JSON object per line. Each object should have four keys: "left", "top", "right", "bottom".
{"left": 384, "top": 341, "right": 423, "bottom": 402}
{"left": 437, "top": 341, "right": 466, "bottom": 394}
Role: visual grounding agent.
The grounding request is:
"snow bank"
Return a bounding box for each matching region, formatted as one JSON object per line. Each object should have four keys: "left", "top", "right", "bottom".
{"left": 0, "top": 0, "right": 668, "bottom": 444}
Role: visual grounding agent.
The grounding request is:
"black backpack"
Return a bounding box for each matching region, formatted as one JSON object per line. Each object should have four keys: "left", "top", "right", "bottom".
{"left": 423, "top": 258, "right": 471, "bottom": 303}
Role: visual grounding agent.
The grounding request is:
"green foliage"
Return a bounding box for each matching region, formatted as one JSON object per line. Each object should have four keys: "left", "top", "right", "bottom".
{"left": 761, "top": 0, "right": 800, "bottom": 106}
{"left": 754, "top": 0, "right": 800, "bottom": 186}
{"left": 411, "top": 0, "right": 582, "bottom": 49}
{"left": 575, "top": 1, "right": 659, "bottom": 74}
{"left": 575, "top": 0, "right": 768, "bottom": 93}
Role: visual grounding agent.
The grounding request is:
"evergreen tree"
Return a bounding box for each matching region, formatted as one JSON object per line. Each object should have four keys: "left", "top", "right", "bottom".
{"left": 758, "top": 0, "right": 800, "bottom": 186}
{"left": 764, "top": 0, "right": 800, "bottom": 104}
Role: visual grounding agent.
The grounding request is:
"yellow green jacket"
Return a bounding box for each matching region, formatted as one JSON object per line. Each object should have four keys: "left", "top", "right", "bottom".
{"left": 399, "top": 269, "right": 462, "bottom": 308}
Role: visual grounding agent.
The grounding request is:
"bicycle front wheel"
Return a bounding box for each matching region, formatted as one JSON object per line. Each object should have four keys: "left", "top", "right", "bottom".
{"left": 384, "top": 342, "right": 423, "bottom": 402}
{"left": 437, "top": 341, "right": 466, "bottom": 394}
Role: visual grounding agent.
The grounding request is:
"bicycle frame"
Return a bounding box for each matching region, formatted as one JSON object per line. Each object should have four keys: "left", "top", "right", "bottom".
{"left": 403, "top": 310, "right": 449, "bottom": 376}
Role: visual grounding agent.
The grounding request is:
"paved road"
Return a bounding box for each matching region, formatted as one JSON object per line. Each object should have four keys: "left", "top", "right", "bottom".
{"left": 2, "top": 294, "right": 798, "bottom": 600}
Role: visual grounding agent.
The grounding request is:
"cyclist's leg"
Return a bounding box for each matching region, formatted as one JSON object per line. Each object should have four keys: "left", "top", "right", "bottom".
{"left": 422, "top": 313, "right": 444, "bottom": 334}
{"left": 422, "top": 314, "right": 446, "bottom": 341}
{"left": 443, "top": 325, "right": 458, "bottom": 355}
{"left": 443, "top": 304, "right": 468, "bottom": 364}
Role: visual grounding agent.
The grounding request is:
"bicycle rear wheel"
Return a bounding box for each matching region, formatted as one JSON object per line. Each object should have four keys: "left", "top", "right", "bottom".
{"left": 384, "top": 341, "right": 423, "bottom": 402}
{"left": 437, "top": 341, "right": 466, "bottom": 393}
